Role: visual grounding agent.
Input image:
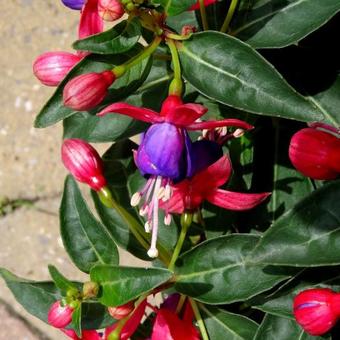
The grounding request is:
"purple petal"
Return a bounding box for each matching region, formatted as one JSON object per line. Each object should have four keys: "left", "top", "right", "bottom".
{"left": 61, "top": 0, "right": 85, "bottom": 10}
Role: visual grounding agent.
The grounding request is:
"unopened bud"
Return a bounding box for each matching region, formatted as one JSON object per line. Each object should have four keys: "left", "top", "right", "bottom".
{"left": 47, "top": 300, "right": 73, "bottom": 328}
{"left": 83, "top": 281, "right": 99, "bottom": 298}
{"left": 98, "top": 0, "right": 125, "bottom": 21}
{"left": 108, "top": 301, "right": 134, "bottom": 319}
{"left": 33, "top": 52, "right": 81, "bottom": 87}
{"left": 181, "top": 25, "right": 196, "bottom": 36}
{"left": 63, "top": 70, "right": 115, "bottom": 111}
{"left": 61, "top": 139, "right": 107, "bottom": 191}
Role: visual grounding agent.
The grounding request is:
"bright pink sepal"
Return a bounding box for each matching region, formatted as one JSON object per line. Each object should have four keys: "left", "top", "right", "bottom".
{"left": 293, "top": 288, "right": 340, "bottom": 336}
{"left": 189, "top": 0, "right": 217, "bottom": 11}
{"left": 151, "top": 309, "right": 200, "bottom": 340}
{"left": 61, "top": 138, "right": 107, "bottom": 191}
{"left": 33, "top": 52, "right": 81, "bottom": 86}
{"left": 105, "top": 300, "right": 147, "bottom": 340}
{"left": 165, "top": 155, "right": 269, "bottom": 213}
{"left": 79, "top": 0, "right": 104, "bottom": 39}
{"left": 47, "top": 301, "right": 73, "bottom": 329}
{"left": 62, "top": 328, "right": 102, "bottom": 340}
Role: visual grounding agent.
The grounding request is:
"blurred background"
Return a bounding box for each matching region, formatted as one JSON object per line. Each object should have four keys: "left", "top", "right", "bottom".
{"left": 0, "top": 1, "right": 143, "bottom": 338}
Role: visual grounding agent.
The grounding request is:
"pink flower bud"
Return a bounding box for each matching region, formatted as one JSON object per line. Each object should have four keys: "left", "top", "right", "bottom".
{"left": 289, "top": 127, "right": 340, "bottom": 180}
{"left": 33, "top": 52, "right": 81, "bottom": 87}
{"left": 181, "top": 25, "right": 197, "bottom": 36}
{"left": 63, "top": 70, "right": 115, "bottom": 111}
{"left": 293, "top": 288, "right": 340, "bottom": 335}
{"left": 108, "top": 301, "right": 135, "bottom": 320}
{"left": 47, "top": 300, "right": 73, "bottom": 329}
{"left": 61, "top": 138, "right": 107, "bottom": 191}
{"left": 98, "top": 0, "right": 125, "bottom": 21}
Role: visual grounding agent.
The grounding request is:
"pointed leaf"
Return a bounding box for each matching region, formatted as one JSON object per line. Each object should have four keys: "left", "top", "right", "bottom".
{"left": 72, "top": 304, "right": 82, "bottom": 337}
{"left": 201, "top": 305, "right": 259, "bottom": 340}
{"left": 232, "top": 0, "right": 340, "bottom": 48}
{"left": 73, "top": 19, "right": 141, "bottom": 54}
{"left": 48, "top": 265, "right": 78, "bottom": 294}
{"left": 179, "top": 32, "right": 323, "bottom": 122}
{"left": 151, "top": 0, "right": 196, "bottom": 16}
{"left": 251, "top": 180, "right": 340, "bottom": 267}
{"left": 90, "top": 265, "right": 173, "bottom": 306}
{"left": 60, "top": 176, "right": 119, "bottom": 273}
{"left": 175, "top": 234, "right": 296, "bottom": 304}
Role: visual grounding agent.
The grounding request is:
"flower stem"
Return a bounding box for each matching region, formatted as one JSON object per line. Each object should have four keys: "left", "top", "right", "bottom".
{"left": 220, "top": 0, "right": 239, "bottom": 33}
{"left": 175, "top": 294, "right": 187, "bottom": 314}
{"left": 199, "top": 0, "right": 209, "bottom": 31}
{"left": 189, "top": 299, "right": 209, "bottom": 340}
{"left": 168, "top": 213, "right": 192, "bottom": 271}
{"left": 166, "top": 39, "right": 183, "bottom": 96}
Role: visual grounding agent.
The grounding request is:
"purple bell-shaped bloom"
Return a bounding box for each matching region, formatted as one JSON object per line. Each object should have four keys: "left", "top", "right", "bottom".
{"left": 61, "top": 0, "right": 85, "bottom": 10}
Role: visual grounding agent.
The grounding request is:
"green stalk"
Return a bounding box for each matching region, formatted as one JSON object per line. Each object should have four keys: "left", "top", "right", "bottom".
{"left": 189, "top": 299, "right": 209, "bottom": 340}
{"left": 166, "top": 39, "right": 183, "bottom": 96}
{"left": 220, "top": 0, "right": 239, "bottom": 33}
{"left": 199, "top": 0, "right": 209, "bottom": 31}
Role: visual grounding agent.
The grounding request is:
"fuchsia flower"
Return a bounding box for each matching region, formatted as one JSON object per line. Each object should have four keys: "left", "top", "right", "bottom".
{"left": 62, "top": 329, "right": 102, "bottom": 340}
{"left": 78, "top": 0, "right": 104, "bottom": 40}
{"left": 47, "top": 300, "right": 74, "bottom": 329}
{"left": 98, "top": 95, "right": 252, "bottom": 257}
{"left": 61, "top": 138, "right": 107, "bottom": 191}
{"left": 293, "top": 288, "right": 340, "bottom": 335}
{"left": 289, "top": 125, "right": 340, "bottom": 180}
{"left": 189, "top": 0, "right": 217, "bottom": 11}
{"left": 63, "top": 71, "right": 116, "bottom": 111}
{"left": 62, "top": 0, "right": 85, "bottom": 10}
{"left": 33, "top": 52, "right": 82, "bottom": 87}
{"left": 165, "top": 155, "right": 270, "bottom": 214}
{"left": 98, "top": 0, "right": 125, "bottom": 21}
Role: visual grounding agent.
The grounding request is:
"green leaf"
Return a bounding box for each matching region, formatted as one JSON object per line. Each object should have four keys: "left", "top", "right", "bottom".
{"left": 73, "top": 19, "right": 141, "bottom": 54}
{"left": 166, "top": 10, "right": 197, "bottom": 32}
{"left": 307, "top": 74, "right": 340, "bottom": 127}
{"left": 251, "top": 180, "right": 340, "bottom": 267}
{"left": 254, "top": 314, "right": 329, "bottom": 340}
{"left": 151, "top": 0, "right": 196, "bottom": 16}
{"left": 90, "top": 265, "right": 173, "bottom": 306}
{"left": 81, "top": 302, "right": 114, "bottom": 329}
{"left": 60, "top": 176, "right": 119, "bottom": 273}
{"left": 0, "top": 268, "right": 60, "bottom": 323}
{"left": 35, "top": 48, "right": 149, "bottom": 128}
{"left": 175, "top": 234, "right": 296, "bottom": 304}
{"left": 232, "top": 0, "right": 340, "bottom": 48}
{"left": 201, "top": 304, "right": 259, "bottom": 340}
{"left": 48, "top": 265, "right": 78, "bottom": 294}
{"left": 179, "top": 32, "right": 323, "bottom": 122}
{"left": 72, "top": 304, "right": 82, "bottom": 337}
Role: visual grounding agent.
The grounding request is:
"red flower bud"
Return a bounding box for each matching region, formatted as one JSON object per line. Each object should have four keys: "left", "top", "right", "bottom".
{"left": 108, "top": 301, "right": 135, "bottom": 319}
{"left": 61, "top": 138, "right": 107, "bottom": 191}
{"left": 289, "top": 127, "right": 340, "bottom": 180}
{"left": 98, "top": 0, "right": 125, "bottom": 21}
{"left": 63, "top": 70, "right": 115, "bottom": 111}
{"left": 33, "top": 52, "right": 81, "bottom": 87}
{"left": 181, "top": 25, "right": 197, "bottom": 36}
{"left": 293, "top": 288, "right": 340, "bottom": 335}
{"left": 48, "top": 300, "right": 73, "bottom": 329}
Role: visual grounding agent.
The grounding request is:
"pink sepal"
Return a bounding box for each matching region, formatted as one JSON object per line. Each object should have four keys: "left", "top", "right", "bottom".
{"left": 189, "top": 0, "right": 217, "bottom": 11}
{"left": 79, "top": 0, "right": 104, "bottom": 39}
{"left": 165, "top": 103, "right": 208, "bottom": 126}
{"left": 187, "top": 119, "right": 253, "bottom": 131}
{"left": 61, "top": 329, "right": 102, "bottom": 340}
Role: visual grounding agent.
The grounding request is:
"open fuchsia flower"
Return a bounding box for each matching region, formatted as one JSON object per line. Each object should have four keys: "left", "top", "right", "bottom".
{"left": 189, "top": 0, "right": 217, "bottom": 11}
{"left": 98, "top": 94, "right": 253, "bottom": 257}
{"left": 33, "top": 52, "right": 82, "bottom": 87}
{"left": 293, "top": 288, "right": 340, "bottom": 336}
{"left": 61, "top": 138, "right": 107, "bottom": 191}
{"left": 289, "top": 124, "right": 340, "bottom": 180}
{"left": 47, "top": 300, "right": 74, "bottom": 329}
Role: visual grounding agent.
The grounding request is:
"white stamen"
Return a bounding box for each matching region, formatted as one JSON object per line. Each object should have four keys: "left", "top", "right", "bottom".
{"left": 233, "top": 128, "right": 245, "bottom": 138}
{"left": 130, "top": 192, "right": 141, "bottom": 206}
{"left": 147, "top": 247, "right": 159, "bottom": 258}
{"left": 144, "top": 221, "right": 151, "bottom": 233}
{"left": 163, "top": 184, "right": 171, "bottom": 202}
{"left": 139, "top": 205, "right": 148, "bottom": 216}
{"left": 221, "top": 126, "right": 228, "bottom": 136}
{"left": 157, "top": 186, "right": 165, "bottom": 199}
{"left": 164, "top": 214, "right": 171, "bottom": 226}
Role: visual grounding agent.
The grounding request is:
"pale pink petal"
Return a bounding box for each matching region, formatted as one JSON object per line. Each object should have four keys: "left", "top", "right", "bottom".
{"left": 187, "top": 119, "right": 253, "bottom": 131}
{"left": 165, "top": 103, "right": 207, "bottom": 126}
{"left": 206, "top": 189, "right": 270, "bottom": 211}
{"left": 98, "top": 103, "right": 163, "bottom": 123}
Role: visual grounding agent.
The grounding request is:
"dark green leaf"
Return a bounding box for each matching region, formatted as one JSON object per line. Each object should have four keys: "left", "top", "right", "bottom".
{"left": 72, "top": 304, "right": 82, "bottom": 337}
{"left": 81, "top": 302, "right": 115, "bottom": 329}
{"left": 232, "top": 0, "right": 340, "bottom": 48}
{"left": 254, "top": 314, "right": 329, "bottom": 340}
{"left": 151, "top": 0, "right": 196, "bottom": 16}
{"left": 201, "top": 304, "right": 258, "bottom": 340}
{"left": 90, "top": 265, "right": 173, "bottom": 306}
{"left": 48, "top": 265, "right": 78, "bottom": 294}
{"left": 179, "top": 32, "right": 323, "bottom": 122}
{"left": 73, "top": 19, "right": 141, "bottom": 54}
{"left": 0, "top": 268, "right": 60, "bottom": 323}
{"left": 251, "top": 180, "right": 340, "bottom": 267}
{"left": 175, "top": 234, "right": 296, "bottom": 304}
{"left": 166, "top": 10, "right": 197, "bottom": 32}
{"left": 60, "top": 176, "right": 119, "bottom": 273}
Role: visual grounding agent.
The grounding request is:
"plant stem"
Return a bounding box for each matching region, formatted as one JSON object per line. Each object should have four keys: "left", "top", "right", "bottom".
{"left": 199, "top": 0, "right": 209, "bottom": 31}
{"left": 168, "top": 213, "right": 192, "bottom": 271}
{"left": 220, "top": 0, "right": 239, "bottom": 33}
{"left": 166, "top": 39, "right": 183, "bottom": 96}
{"left": 189, "top": 299, "right": 209, "bottom": 340}
{"left": 175, "top": 294, "right": 187, "bottom": 314}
